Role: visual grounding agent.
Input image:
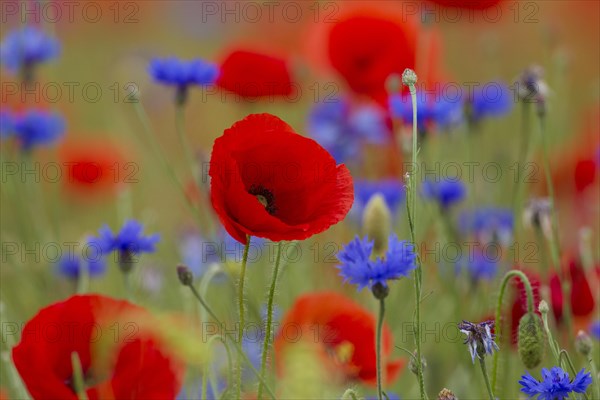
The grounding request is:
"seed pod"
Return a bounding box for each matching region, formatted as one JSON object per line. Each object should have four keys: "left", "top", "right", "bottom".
{"left": 575, "top": 330, "right": 593, "bottom": 357}
{"left": 518, "top": 312, "right": 545, "bottom": 369}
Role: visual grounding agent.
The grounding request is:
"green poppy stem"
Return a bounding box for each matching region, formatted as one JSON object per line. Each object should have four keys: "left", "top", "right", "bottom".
{"left": 257, "top": 242, "right": 283, "bottom": 400}
{"left": 236, "top": 236, "right": 251, "bottom": 400}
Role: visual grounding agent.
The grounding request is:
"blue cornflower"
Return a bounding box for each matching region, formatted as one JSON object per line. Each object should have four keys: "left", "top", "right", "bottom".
{"left": 308, "top": 97, "right": 389, "bottom": 164}
{"left": 457, "top": 248, "right": 498, "bottom": 282}
{"left": 337, "top": 235, "right": 416, "bottom": 296}
{"left": 95, "top": 220, "right": 159, "bottom": 271}
{"left": 10, "top": 110, "right": 65, "bottom": 151}
{"left": 149, "top": 57, "right": 218, "bottom": 104}
{"left": 470, "top": 81, "right": 513, "bottom": 121}
{"left": 460, "top": 207, "right": 514, "bottom": 245}
{"left": 57, "top": 238, "right": 106, "bottom": 279}
{"left": 354, "top": 179, "right": 405, "bottom": 215}
{"left": 422, "top": 178, "right": 466, "bottom": 210}
{"left": 519, "top": 367, "right": 592, "bottom": 400}
{"left": 458, "top": 320, "right": 499, "bottom": 363}
{"left": 0, "top": 26, "right": 60, "bottom": 75}
{"left": 0, "top": 109, "right": 14, "bottom": 138}
{"left": 389, "top": 92, "right": 464, "bottom": 131}
{"left": 590, "top": 320, "right": 600, "bottom": 340}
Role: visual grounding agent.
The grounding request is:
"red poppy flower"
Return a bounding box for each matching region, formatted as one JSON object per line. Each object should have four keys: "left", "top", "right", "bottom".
{"left": 327, "top": 10, "right": 417, "bottom": 103}
{"left": 12, "top": 295, "right": 184, "bottom": 400}
{"left": 216, "top": 50, "right": 293, "bottom": 99}
{"left": 427, "top": 0, "right": 503, "bottom": 9}
{"left": 274, "top": 292, "right": 404, "bottom": 386}
{"left": 509, "top": 268, "right": 542, "bottom": 345}
{"left": 59, "top": 141, "right": 127, "bottom": 197}
{"left": 209, "top": 113, "right": 354, "bottom": 244}
{"left": 550, "top": 260, "right": 597, "bottom": 326}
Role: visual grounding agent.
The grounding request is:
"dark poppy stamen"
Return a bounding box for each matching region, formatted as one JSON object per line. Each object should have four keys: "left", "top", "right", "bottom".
{"left": 248, "top": 184, "right": 277, "bottom": 215}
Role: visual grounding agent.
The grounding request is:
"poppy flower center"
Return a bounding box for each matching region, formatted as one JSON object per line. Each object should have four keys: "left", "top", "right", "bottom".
{"left": 248, "top": 184, "right": 276, "bottom": 215}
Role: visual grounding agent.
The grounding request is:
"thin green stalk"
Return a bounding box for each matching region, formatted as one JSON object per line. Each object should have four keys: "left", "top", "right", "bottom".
{"left": 71, "top": 352, "right": 88, "bottom": 400}
{"left": 257, "top": 242, "right": 283, "bottom": 400}
{"left": 587, "top": 355, "right": 600, "bottom": 400}
{"left": 479, "top": 357, "right": 495, "bottom": 400}
{"left": 512, "top": 102, "right": 532, "bottom": 213}
{"left": 403, "top": 70, "right": 428, "bottom": 400}
{"left": 492, "top": 270, "right": 535, "bottom": 392}
{"left": 540, "top": 303, "right": 562, "bottom": 366}
{"left": 184, "top": 281, "right": 276, "bottom": 400}
{"left": 376, "top": 298, "right": 386, "bottom": 400}
{"left": 236, "top": 236, "right": 252, "bottom": 400}
{"left": 537, "top": 112, "right": 575, "bottom": 343}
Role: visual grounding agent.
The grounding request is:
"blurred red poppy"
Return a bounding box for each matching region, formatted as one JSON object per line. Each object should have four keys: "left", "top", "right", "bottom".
{"left": 209, "top": 113, "right": 353, "bottom": 244}
{"left": 550, "top": 260, "right": 598, "bottom": 327}
{"left": 216, "top": 50, "right": 293, "bottom": 99}
{"left": 427, "top": 0, "right": 503, "bottom": 9}
{"left": 509, "top": 268, "right": 542, "bottom": 345}
{"left": 274, "top": 292, "right": 404, "bottom": 386}
{"left": 327, "top": 9, "right": 417, "bottom": 103}
{"left": 59, "top": 141, "right": 127, "bottom": 197}
{"left": 12, "top": 295, "right": 184, "bottom": 399}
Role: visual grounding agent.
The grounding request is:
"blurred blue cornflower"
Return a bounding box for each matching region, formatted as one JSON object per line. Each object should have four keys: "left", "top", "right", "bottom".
{"left": 367, "top": 394, "right": 400, "bottom": 400}
{"left": 389, "top": 92, "right": 463, "bottom": 131}
{"left": 0, "top": 110, "right": 15, "bottom": 139}
{"left": 469, "top": 81, "right": 513, "bottom": 122}
{"left": 422, "top": 178, "right": 466, "bottom": 210}
{"left": 460, "top": 207, "right": 514, "bottom": 246}
{"left": 590, "top": 320, "right": 600, "bottom": 340}
{"left": 95, "top": 220, "right": 160, "bottom": 271}
{"left": 456, "top": 248, "right": 499, "bottom": 282}
{"left": 57, "top": 238, "right": 106, "bottom": 279}
{"left": 7, "top": 110, "right": 65, "bottom": 151}
{"left": 0, "top": 26, "right": 60, "bottom": 76}
{"left": 179, "top": 230, "right": 265, "bottom": 278}
{"left": 308, "top": 97, "right": 389, "bottom": 164}
{"left": 354, "top": 179, "right": 405, "bottom": 216}
{"left": 149, "top": 57, "right": 219, "bottom": 104}
{"left": 519, "top": 367, "right": 592, "bottom": 400}
{"left": 337, "top": 235, "right": 416, "bottom": 296}
{"left": 458, "top": 320, "right": 498, "bottom": 363}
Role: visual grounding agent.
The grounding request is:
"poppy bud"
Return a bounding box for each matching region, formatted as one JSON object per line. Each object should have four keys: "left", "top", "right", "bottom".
{"left": 517, "top": 312, "right": 545, "bottom": 369}
{"left": 408, "top": 350, "right": 427, "bottom": 376}
{"left": 362, "top": 194, "right": 392, "bottom": 255}
{"left": 575, "top": 330, "right": 593, "bottom": 357}
{"left": 402, "top": 68, "right": 418, "bottom": 87}
{"left": 437, "top": 388, "right": 458, "bottom": 400}
{"left": 538, "top": 300, "right": 550, "bottom": 314}
{"left": 177, "top": 264, "right": 194, "bottom": 286}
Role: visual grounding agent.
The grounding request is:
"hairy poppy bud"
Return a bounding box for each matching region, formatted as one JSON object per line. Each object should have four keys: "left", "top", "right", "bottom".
{"left": 402, "top": 68, "right": 418, "bottom": 87}
{"left": 538, "top": 300, "right": 550, "bottom": 314}
{"left": 177, "top": 264, "right": 194, "bottom": 286}
{"left": 575, "top": 330, "right": 593, "bottom": 357}
{"left": 438, "top": 388, "right": 458, "bottom": 400}
{"left": 363, "top": 194, "right": 392, "bottom": 255}
{"left": 517, "top": 312, "right": 545, "bottom": 369}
